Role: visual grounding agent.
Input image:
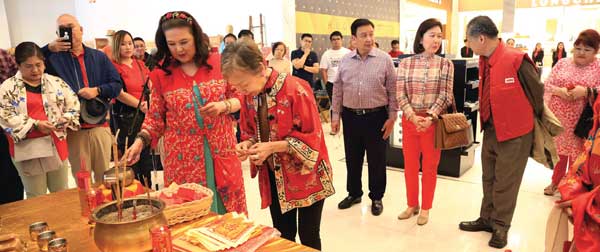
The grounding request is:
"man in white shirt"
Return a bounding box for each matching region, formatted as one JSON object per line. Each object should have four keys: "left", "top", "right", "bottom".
{"left": 320, "top": 31, "right": 351, "bottom": 108}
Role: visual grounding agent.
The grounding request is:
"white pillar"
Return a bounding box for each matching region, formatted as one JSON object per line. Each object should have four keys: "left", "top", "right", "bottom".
{"left": 0, "top": 0, "right": 11, "bottom": 48}
{"left": 502, "top": 0, "right": 516, "bottom": 33}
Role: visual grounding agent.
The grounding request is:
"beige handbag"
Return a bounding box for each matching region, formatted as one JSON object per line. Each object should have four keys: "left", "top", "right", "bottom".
{"left": 434, "top": 102, "right": 473, "bottom": 150}
{"left": 13, "top": 136, "right": 54, "bottom": 162}
{"left": 13, "top": 136, "right": 62, "bottom": 176}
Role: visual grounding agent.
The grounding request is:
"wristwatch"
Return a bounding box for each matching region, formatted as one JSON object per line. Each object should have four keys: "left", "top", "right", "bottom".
{"left": 426, "top": 113, "right": 435, "bottom": 120}
{"left": 33, "top": 120, "right": 39, "bottom": 130}
{"left": 96, "top": 86, "right": 102, "bottom": 96}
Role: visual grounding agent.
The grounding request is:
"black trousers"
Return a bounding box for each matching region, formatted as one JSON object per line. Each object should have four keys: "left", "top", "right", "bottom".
{"left": 268, "top": 170, "right": 325, "bottom": 250}
{"left": 342, "top": 108, "right": 387, "bottom": 200}
{"left": 326, "top": 81, "right": 334, "bottom": 101}
{"left": 0, "top": 134, "right": 23, "bottom": 204}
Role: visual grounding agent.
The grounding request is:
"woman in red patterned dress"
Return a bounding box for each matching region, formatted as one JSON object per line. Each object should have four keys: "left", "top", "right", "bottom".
{"left": 544, "top": 29, "right": 600, "bottom": 196}
{"left": 125, "top": 11, "right": 246, "bottom": 214}
{"left": 222, "top": 40, "right": 335, "bottom": 250}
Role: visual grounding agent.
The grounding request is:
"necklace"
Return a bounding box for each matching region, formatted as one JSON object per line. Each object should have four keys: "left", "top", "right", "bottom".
{"left": 254, "top": 69, "right": 273, "bottom": 144}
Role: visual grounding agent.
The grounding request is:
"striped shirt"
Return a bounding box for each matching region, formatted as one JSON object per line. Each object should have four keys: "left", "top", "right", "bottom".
{"left": 396, "top": 53, "right": 454, "bottom": 118}
{"left": 332, "top": 48, "right": 398, "bottom": 121}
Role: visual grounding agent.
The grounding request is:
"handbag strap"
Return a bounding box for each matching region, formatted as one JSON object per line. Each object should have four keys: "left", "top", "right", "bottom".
{"left": 319, "top": 79, "right": 326, "bottom": 91}
{"left": 135, "top": 60, "right": 147, "bottom": 85}
{"left": 440, "top": 56, "right": 457, "bottom": 114}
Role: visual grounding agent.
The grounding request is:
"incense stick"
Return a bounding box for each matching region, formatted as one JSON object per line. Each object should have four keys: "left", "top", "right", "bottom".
{"left": 122, "top": 137, "right": 129, "bottom": 208}
{"left": 143, "top": 175, "right": 153, "bottom": 213}
{"left": 132, "top": 199, "right": 137, "bottom": 220}
{"left": 113, "top": 130, "right": 122, "bottom": 221}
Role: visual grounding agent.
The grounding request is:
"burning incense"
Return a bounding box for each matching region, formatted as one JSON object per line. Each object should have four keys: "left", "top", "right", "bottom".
{"left": 113, "top": 130, "right": 123, "bottom": 221}
{"left": 122, "top": 137, "right": 129, "bottom": 205}
{"left": 132, "top": 199, "right": 137, "bottom": 220}
{"left": 143, "top": 175, "right": 153, "bottom": 214}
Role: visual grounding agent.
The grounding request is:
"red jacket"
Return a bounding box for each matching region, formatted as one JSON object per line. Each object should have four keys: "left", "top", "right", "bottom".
{"left": 240, "top": 70, "right": 335, "bottom": 214}
{"left": 479, "top": 42, "right": 535, "bottom": 142}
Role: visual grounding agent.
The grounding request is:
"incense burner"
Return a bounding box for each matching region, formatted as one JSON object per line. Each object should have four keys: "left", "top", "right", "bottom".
{"left": 91, "top": 197, "right": 167, "bottom": 252}
{"left": 103, "top": 166, "right": 135, "bottom": 188}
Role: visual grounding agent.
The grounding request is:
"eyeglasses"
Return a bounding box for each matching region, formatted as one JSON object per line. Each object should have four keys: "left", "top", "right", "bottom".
{"left": 574, "top": 47, "right": 595, "bottom": 55}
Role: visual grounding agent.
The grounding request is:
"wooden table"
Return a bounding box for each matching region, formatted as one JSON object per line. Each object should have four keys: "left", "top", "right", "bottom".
{"left": 0, "top": 189, "right": 317, "bottom": 252}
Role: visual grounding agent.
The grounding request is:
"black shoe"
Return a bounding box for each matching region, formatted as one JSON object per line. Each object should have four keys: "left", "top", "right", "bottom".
{"left": 338, "top": 196, "right": 361, "bottom": 209}
{"left": 488, "top": 229, "right": 508, "bottom": 248}
{"left": 371, "top": 200, "right": 383, "bottom": 216}
{"left": 459, "top": 217, "right": 493, "bottom": 232}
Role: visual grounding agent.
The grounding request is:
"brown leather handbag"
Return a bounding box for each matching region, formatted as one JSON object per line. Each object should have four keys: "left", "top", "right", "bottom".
{"left": 434, "top": 101, "right": 473, "bottom": 150}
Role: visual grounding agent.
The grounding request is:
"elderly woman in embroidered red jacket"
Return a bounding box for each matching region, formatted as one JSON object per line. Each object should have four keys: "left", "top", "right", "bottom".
{"left": 222, "top": 40, "right": 335, "bottom": 251}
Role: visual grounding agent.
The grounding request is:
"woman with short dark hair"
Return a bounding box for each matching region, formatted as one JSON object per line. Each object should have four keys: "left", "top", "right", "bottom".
{"left": 223, "top": 39, "right": 334, "bottom": 250}
{"left": 544, "top": 29, "right": 600, "bottom": 196}
{"left": 0, "top": 41, "right": 80, "bottom": 198}
{"left": 268, "top": 41, "right": 291, "bottom": 74}
{"left": 396, "top": 18, "right": 454, "bottom": 225}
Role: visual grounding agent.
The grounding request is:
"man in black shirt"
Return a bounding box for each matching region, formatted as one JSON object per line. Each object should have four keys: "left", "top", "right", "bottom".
{"left": 461, "top": 39, "right": 474, "bottom": 58}
{"left": 291, "top": 33, "right": 319, "bottom": 89}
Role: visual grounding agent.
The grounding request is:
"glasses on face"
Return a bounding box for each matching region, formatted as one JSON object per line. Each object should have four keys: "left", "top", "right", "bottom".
{"left": 574, "top": 46, "right": 595, "bottom": 55}
{"left": 22, "top": 63, "right": 44, "bottom": 72}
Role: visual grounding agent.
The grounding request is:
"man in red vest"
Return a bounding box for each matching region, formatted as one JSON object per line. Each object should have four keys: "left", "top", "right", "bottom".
{"left": 457, "top": 16, "right": 544, "bottom": 249}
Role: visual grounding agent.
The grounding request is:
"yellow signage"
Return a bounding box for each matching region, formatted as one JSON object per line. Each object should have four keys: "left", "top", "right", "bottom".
{"left": 407, "top": 0, "right": 452, "bottom": 10}
{"left": 295, "top": 11, "right": 399, "bottom": 37}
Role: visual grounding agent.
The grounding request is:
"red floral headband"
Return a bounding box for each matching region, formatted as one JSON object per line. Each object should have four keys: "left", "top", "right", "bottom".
{"left": 161, "top": 11, "right": 193, "bottom": 25}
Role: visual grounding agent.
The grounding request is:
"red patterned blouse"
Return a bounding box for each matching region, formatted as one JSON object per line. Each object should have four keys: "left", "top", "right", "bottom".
{"left": 142, "top": 53, "right": 247, "bottom": 214}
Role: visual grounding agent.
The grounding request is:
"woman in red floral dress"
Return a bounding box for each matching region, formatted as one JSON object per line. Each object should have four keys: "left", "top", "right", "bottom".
{"left": 222, "top": 40, "right": 335, "bottom": 250}
{"left": 126, "top": 11, "right": 246, "bottom": 214}
{"left": 544, "top": 29, "right": 600, "bottom": 196}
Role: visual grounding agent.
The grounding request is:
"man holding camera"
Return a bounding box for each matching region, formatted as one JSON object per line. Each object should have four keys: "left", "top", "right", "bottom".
{"left": 42, "top": 14, "right": 122, "bottom": 183}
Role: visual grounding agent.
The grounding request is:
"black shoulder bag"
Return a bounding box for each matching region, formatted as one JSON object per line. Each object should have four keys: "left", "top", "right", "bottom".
{"left": 574, "top": 88, "right": 597, "bottom": 139}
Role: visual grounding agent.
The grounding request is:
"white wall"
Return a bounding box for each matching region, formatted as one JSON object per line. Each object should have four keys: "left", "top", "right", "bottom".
{"left": 399, "top": 1, "right": 447, "bottom": 54}
{"left": 0, "top": 0, "right": 11, "bottom": 48}
{"left": 4, "top": 0, "right": 290, "bottom": 49}
{"left": 281, "top": 0, "right": 296, "bottom": 51}
{"left": 5, "top": 0, "right": 75, "bottom": 47}
{"left": 73, "top": 0, "right": 288, "bottom": 47}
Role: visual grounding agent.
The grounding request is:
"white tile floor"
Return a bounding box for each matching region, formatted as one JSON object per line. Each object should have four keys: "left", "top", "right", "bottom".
{"left": 242, "top": 122, "right": 558, "bottom": 252}
{"left": 67, "top": 122, "right": 559, "bottom": 251}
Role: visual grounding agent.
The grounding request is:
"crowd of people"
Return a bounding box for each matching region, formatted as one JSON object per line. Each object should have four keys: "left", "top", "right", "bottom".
{"left": 0, "top": 10, "right": 599, "bottom": 251}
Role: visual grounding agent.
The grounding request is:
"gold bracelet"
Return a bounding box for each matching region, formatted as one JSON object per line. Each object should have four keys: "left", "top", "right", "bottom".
{"left": 223, "top": 100, "right": 232, "bottom": 114}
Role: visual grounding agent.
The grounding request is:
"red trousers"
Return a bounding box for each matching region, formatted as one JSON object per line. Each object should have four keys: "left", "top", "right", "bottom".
{"left": 401, "top": 116, "right": 441, "bottom": 210}
{"left": 551, "top": 154, "right": 574, "bottom": 185}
